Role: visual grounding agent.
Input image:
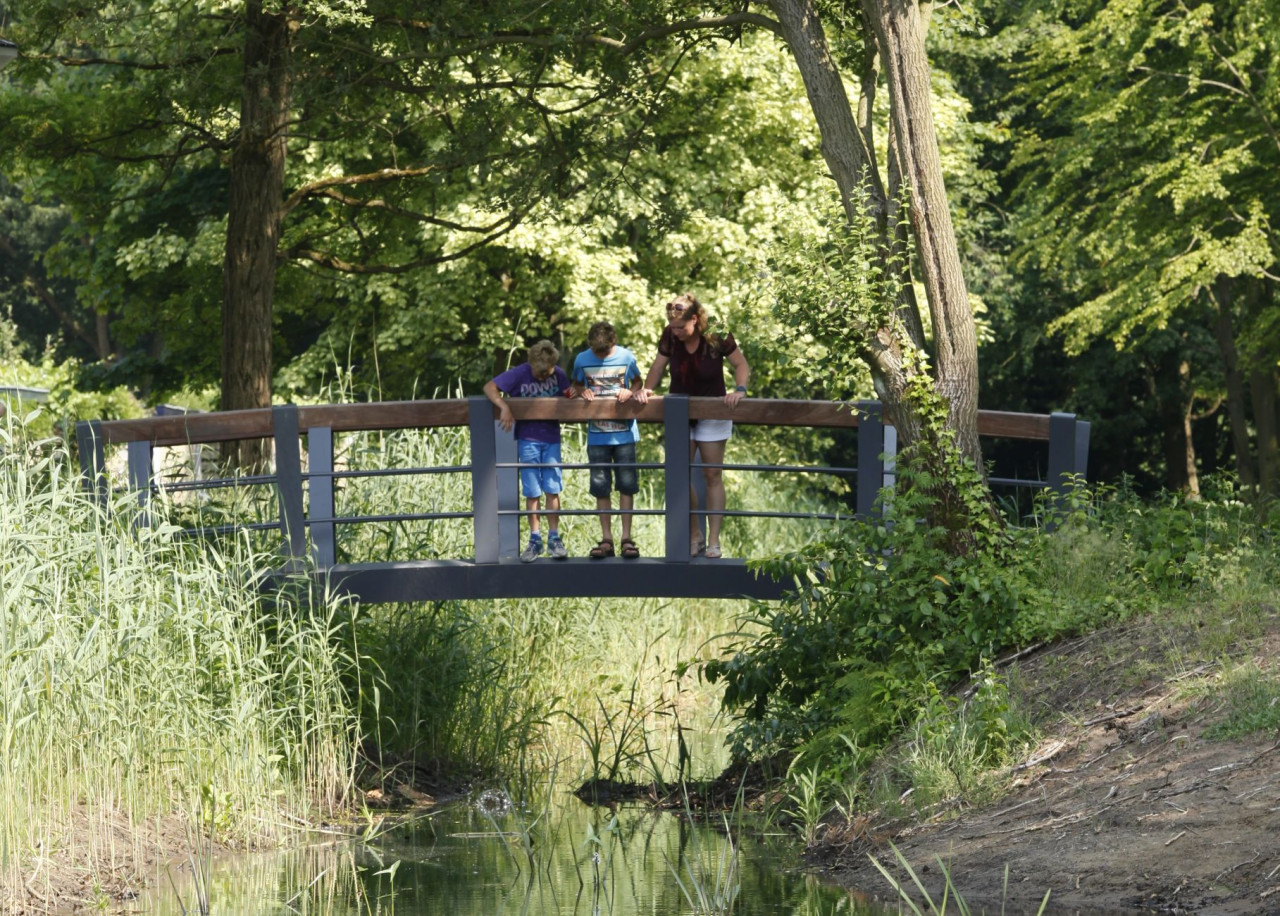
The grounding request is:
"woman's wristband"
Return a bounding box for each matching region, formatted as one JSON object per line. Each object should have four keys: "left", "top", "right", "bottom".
{"left": 734, "top": 385, "right": 747, "bottom": 393}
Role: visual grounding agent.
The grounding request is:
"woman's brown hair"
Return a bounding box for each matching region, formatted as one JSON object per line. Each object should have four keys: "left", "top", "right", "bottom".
{"left": 666, "top": 293, "right": 718, "bottom": 342}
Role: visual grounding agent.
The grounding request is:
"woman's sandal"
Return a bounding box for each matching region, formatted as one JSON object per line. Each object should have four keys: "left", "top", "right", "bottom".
{"left": 690, "top": 540, "right": 705, "bottom": 557}
{"left": 589, "top": 539, "right": 615, "bottom": 560}
{"left": 704, "top": 545, "right": 722, "bottom": 559}
{"left": 620, "top": 538, "right": 640, "bottom": 559}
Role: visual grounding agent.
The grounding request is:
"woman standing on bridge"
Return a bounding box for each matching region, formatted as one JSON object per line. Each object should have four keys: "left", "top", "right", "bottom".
{"left": 638, "top": 294, "right": 750, "bottom": 559}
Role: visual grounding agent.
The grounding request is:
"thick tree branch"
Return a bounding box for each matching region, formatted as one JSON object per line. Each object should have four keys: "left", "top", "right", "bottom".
{"left": 30, "top": 49, "right": 240, "bottom": 69}
{"left": 283, "top": 215, "right": 525, "bottom": 274}
{"left": 283, "top": 166, "right": 441, "bottom": 212}
{"left": 304, "top": 189, "right": 525, "bottom": 235}
{"left": 375, "top": 13, "right": 783, "bottom": 59}
{"left": 585, "top": 13, "right": 785, "bottom": 52}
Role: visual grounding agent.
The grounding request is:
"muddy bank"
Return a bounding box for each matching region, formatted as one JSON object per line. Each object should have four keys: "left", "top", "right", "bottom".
{"left": 811, "top": 620, "right": 1280, "bottom": 915}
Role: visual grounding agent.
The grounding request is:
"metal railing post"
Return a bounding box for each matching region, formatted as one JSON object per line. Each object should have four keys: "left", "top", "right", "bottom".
{"left": 1047, "top": 411, "right": 1079, "bottom": 494}
{"left": 1046, "top": 411, "right": 1083, "bottom": 528}
{"left": 856, "top": 400, "right": 886, "bottom": 519}
{"left": 496, "top": 422, "right": 520, "bottom": 560}
{"left": 309, "top": 426, "right": 336, "bottom": 567}
{"left": 664, "top": 395, "right": 692, "bottom": 561}
{"left": 75, "top": 420, "right": 108, "bottom": 505}
{"left": 127, "top": 440, "right": 153, "bottom": 527}
{"left": 469, "top": 396, "right": 500, "bottom": 564}
{"left": 273, "top": 405, "right": 307, "bottom": 567}
{"left": 1074, "top": 419, "right": 1091, "bottom": 483}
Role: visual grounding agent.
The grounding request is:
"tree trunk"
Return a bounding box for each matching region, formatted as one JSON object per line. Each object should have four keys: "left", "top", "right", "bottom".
{"left": 95, "top": 312, "right": 112, "bottom": 363}
{"left": 767, "top": 0, "right": 917, "bottom": 448}
{"left": 862, "top": 0, "right": 982, "bottom": 473}
{"left": 766, "top": 0, "right": 989, "bottom": 550}
{"left": 1155, "top": 352, "right": 1198, "bottom": 496}
{"left": 1251, "top": 368, "right": 1280, "bottom": 497}
{"left": 222, "top": 1, "right": 293, "bottom": 467}
{"left": 1209, "top": 279, "right": 1257, "bottom": 491}
{"left": 765, "top": 0, "right": 882, "bottom": 225}
{"left": 768, "top": 0, "right": 980, "bottom": 468}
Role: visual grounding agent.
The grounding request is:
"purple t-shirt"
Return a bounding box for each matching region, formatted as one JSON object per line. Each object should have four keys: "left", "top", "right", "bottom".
{"left": 491, "top": 363, "right": 571, "bottom": 443}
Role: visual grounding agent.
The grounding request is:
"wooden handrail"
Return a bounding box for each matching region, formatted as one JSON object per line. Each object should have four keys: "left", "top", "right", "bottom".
{"left": 92, "top": 397, "right": 1055, "bottom": 446}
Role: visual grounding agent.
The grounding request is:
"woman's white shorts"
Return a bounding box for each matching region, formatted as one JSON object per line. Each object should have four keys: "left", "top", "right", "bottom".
{"left": 690, "top": 418, "right": 733, "bottom": 443}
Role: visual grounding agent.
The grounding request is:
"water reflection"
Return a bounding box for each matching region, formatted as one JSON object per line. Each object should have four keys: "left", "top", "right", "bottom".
{"left": 146, "top": 790, "right": 883, "bottom": 915}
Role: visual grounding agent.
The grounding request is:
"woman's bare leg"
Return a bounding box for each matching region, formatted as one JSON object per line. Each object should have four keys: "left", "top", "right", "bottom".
{"left": 698, "top": 439, "right": 728, "bottom": 550}
{"left": 688, "top": 440, "right": 704, "bottom": 550}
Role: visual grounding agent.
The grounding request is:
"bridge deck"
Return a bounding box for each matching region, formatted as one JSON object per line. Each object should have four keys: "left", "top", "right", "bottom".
{"left": 278, "top": 556, "right": 790, "bottom": 603}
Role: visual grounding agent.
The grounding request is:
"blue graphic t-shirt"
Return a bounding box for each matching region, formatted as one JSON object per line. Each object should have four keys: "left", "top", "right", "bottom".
{"left": 571, "top": 346, "right": 641, "bottom": 446}
{"left": 492, "top": 363, "right": 571, "bottom": 444}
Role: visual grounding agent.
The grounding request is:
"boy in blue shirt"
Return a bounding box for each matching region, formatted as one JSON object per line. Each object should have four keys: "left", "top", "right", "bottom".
{"left": 571, "top": 322, "right": 644, "bottom": 559}
{"left": 483, "top": 340, "right": 572, "bottom": 561}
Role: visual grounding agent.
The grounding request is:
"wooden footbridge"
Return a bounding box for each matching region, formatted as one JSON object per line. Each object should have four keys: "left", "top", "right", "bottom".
{"left": 76, "top": 397, "right": 1090, "bottom": 603}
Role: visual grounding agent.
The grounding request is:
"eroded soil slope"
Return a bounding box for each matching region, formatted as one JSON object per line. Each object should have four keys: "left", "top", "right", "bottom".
{"left": 815, "top": 617, "right": 1280, "bottom": 915}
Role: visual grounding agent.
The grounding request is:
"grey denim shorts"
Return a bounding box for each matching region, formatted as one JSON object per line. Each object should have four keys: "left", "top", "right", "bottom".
{"left": 587, "top": 442, "right": 639, "bottom": 498}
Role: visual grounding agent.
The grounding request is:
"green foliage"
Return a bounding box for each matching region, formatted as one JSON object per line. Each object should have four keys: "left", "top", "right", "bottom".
{"left": 871, "top": 842, "right": 1052, "bottom": 916}
{"left": 758, "top": 190, "right": 891, "bottom": 399}
{"left": 353, "top": 600, "right": 554, "bottom": 776}
{"left": 1050, "top": 479, "right": 1277, "bottom": 600}
{"left": 564, "top": 678, "right": 671, "bottom": 787}
{"left": 1010, "top": 0, "right": 1280, "bottom": 358}
{"left": 898, "top": 662, "right": 1028, "bottom": 810}
{"left": 0, "top": 306, "right": 21, "bottom": 364}
{"left": 0, "top": 354, "right": 143, "bottom": 444}
{"left": 709, "top": 451, "right": 1280, "bottom": 784}
{"left": 707, "top": 432, "right": 1028, "bottom": 762}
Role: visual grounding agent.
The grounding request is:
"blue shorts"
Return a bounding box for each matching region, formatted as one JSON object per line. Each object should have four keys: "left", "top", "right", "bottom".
{"left": 587, "top": 442, "right": 639, "bottom": 498}
{"left": 518, "top": 439, "right": 563, "bottom": 500}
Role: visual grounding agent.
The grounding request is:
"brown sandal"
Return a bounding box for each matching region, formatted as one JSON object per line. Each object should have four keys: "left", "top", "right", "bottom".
{"left": 619, "top": 538, "right": 640, "bottom": 559}
{"left": 589, "top": 539, "right": 615, "bottom": 559}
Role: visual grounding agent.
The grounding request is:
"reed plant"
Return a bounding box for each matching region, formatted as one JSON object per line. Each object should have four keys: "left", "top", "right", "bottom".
{"left": 0, "top": 412, "right": 357, "bottom": 905}
{"left": 870, "top": 843, "right": 1051, "bottom": 916}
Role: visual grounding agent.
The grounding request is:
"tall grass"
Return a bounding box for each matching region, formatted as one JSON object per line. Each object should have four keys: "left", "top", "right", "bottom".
{"left": 0, "top": 413, "right": 357, "bottom": 903}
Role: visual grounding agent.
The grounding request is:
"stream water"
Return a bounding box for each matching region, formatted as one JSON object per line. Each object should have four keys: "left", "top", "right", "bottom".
{"left": 143, "top": 789, "right": 897, "bottom": 915}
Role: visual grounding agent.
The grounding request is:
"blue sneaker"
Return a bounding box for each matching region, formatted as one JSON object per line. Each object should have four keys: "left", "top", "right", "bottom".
{"left": 520, "top": 537, "right": 544, "bottom": 563}
{"left": 547, "top": 533, "right": 568, "bottom": 560}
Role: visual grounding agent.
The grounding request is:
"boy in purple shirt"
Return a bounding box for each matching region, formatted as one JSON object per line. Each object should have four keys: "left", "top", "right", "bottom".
{"left": 483, "top": 340, "right": 572, "bottom": 561}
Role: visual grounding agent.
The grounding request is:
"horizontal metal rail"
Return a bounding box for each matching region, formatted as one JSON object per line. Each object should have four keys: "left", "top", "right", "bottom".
{"left": 318, "top": 465, "right": 470, "bottom": 481}
{"left": 307, "top": 511, "right": 474, "bottom": 526}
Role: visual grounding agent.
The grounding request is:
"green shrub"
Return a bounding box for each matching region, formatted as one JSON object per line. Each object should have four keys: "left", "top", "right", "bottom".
{"left": 707, "top": 427, "right": 1032, "bottom": 763}
{"left": 707, "top": 459, "right": 1280, "bottom": 791}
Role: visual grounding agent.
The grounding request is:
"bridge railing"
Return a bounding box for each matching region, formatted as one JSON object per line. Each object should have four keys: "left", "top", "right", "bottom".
{"left": 74, "top": 397, "right": 1089, "bottom": 602}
